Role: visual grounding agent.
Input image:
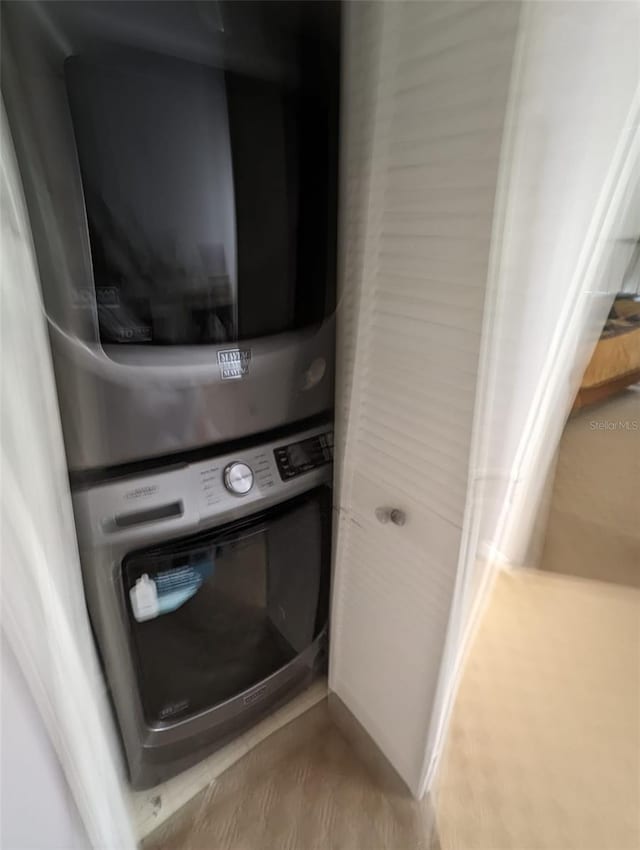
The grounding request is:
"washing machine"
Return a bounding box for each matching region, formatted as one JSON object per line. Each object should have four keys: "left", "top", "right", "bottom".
{"left": 73, "top": 421, "right": 333, "bottom": 788}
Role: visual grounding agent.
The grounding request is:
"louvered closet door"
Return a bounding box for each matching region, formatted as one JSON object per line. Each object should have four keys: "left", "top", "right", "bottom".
{"left": 330, "top": 1, "right": 519, "bottom": 793}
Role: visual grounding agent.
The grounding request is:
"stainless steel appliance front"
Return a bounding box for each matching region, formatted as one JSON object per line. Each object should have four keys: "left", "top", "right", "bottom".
{"left": 73, "top": 423, "right": 333, "bottom": 788}
{"left": 2, "top": 1, "right": 338, "bottom": 472}
{"left": 50, "top": 321, "right": 335, "bottom": 472}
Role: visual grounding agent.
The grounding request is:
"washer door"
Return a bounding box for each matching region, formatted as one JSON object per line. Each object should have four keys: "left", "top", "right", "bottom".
{"left": 122, "top": 487, "right": 330, "bottom": 725}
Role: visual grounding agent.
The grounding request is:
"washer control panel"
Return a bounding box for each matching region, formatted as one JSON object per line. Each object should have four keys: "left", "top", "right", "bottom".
{"left": 274, "top": 431, "right": 333, "bottom": 481}
{"left": 73, "top": 423, "right": 333, "bottom": 551}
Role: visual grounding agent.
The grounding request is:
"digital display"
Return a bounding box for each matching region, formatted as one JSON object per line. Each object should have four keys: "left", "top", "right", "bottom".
{"left": 287, "top": 440, "right": 314, "bottom": 468}
{"left": 274, "top": 433, "right": 333, "bottom": 481}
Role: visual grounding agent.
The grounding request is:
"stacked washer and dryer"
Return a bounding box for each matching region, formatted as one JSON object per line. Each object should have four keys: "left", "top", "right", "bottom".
{"left": 3, "top": 0, "right": 339, "bottom": 787}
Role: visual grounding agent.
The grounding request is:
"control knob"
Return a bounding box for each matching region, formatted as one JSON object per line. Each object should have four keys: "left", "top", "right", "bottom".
{"left": 223, "top": 462, "right": 254, "bottom": 496}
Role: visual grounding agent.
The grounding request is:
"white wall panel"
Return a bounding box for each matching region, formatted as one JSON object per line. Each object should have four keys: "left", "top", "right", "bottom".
{"left": 1, "top": 103, "right": 135, "bottom": 849}
{"left": 330, "top": 1, "right": 519, "bottom": 794}
{"left": 471, "top": 1, "right": 640, "bottom": 567}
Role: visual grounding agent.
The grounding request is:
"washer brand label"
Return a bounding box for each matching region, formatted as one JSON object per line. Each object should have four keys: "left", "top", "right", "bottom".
{"left": 217, "top": 348, "right": 251, "bottom": 380}
{"left": 243, "top": 684, "right": 267, "bottom": 706}
{"left": 124, "top": 485, "right": 158, "bottom": 501}
{"left": 159, "top": 699, "right": 190, "bottom": 719}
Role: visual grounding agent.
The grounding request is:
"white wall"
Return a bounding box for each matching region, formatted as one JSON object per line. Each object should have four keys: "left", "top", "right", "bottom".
{"left": 474, "top": 1, "right": 640, "bottom": 569}
{"left": 1, "top": 102, "right": 135, "bottom": 850}
{"left": 419, "top": 2, "right": 640, "bottom": 792}
{"left": 416, "top": 1, "right": 640, "bottom": 794}
{"left": 1, "top": 640, "right": 88, "bottom": 850}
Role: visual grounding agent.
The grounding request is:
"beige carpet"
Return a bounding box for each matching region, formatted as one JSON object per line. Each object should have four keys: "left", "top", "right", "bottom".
{"left": 434, "top": 568, "right": 640, "bottom": 850}
{"left": 144, "top": 700, "right": 438, "bottom": 850}
{"left": 539, "top": 386, "right": 640, "bottom": 587}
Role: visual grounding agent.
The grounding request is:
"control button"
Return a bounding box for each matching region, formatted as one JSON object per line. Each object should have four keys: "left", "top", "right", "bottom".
{"left": 223, "top": 462, "right": 254, "bottom": 496}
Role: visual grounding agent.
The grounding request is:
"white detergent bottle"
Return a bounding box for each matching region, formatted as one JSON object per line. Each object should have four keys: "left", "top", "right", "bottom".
{"left": 130, "top": 574, "right": 159, "bottom": 622}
